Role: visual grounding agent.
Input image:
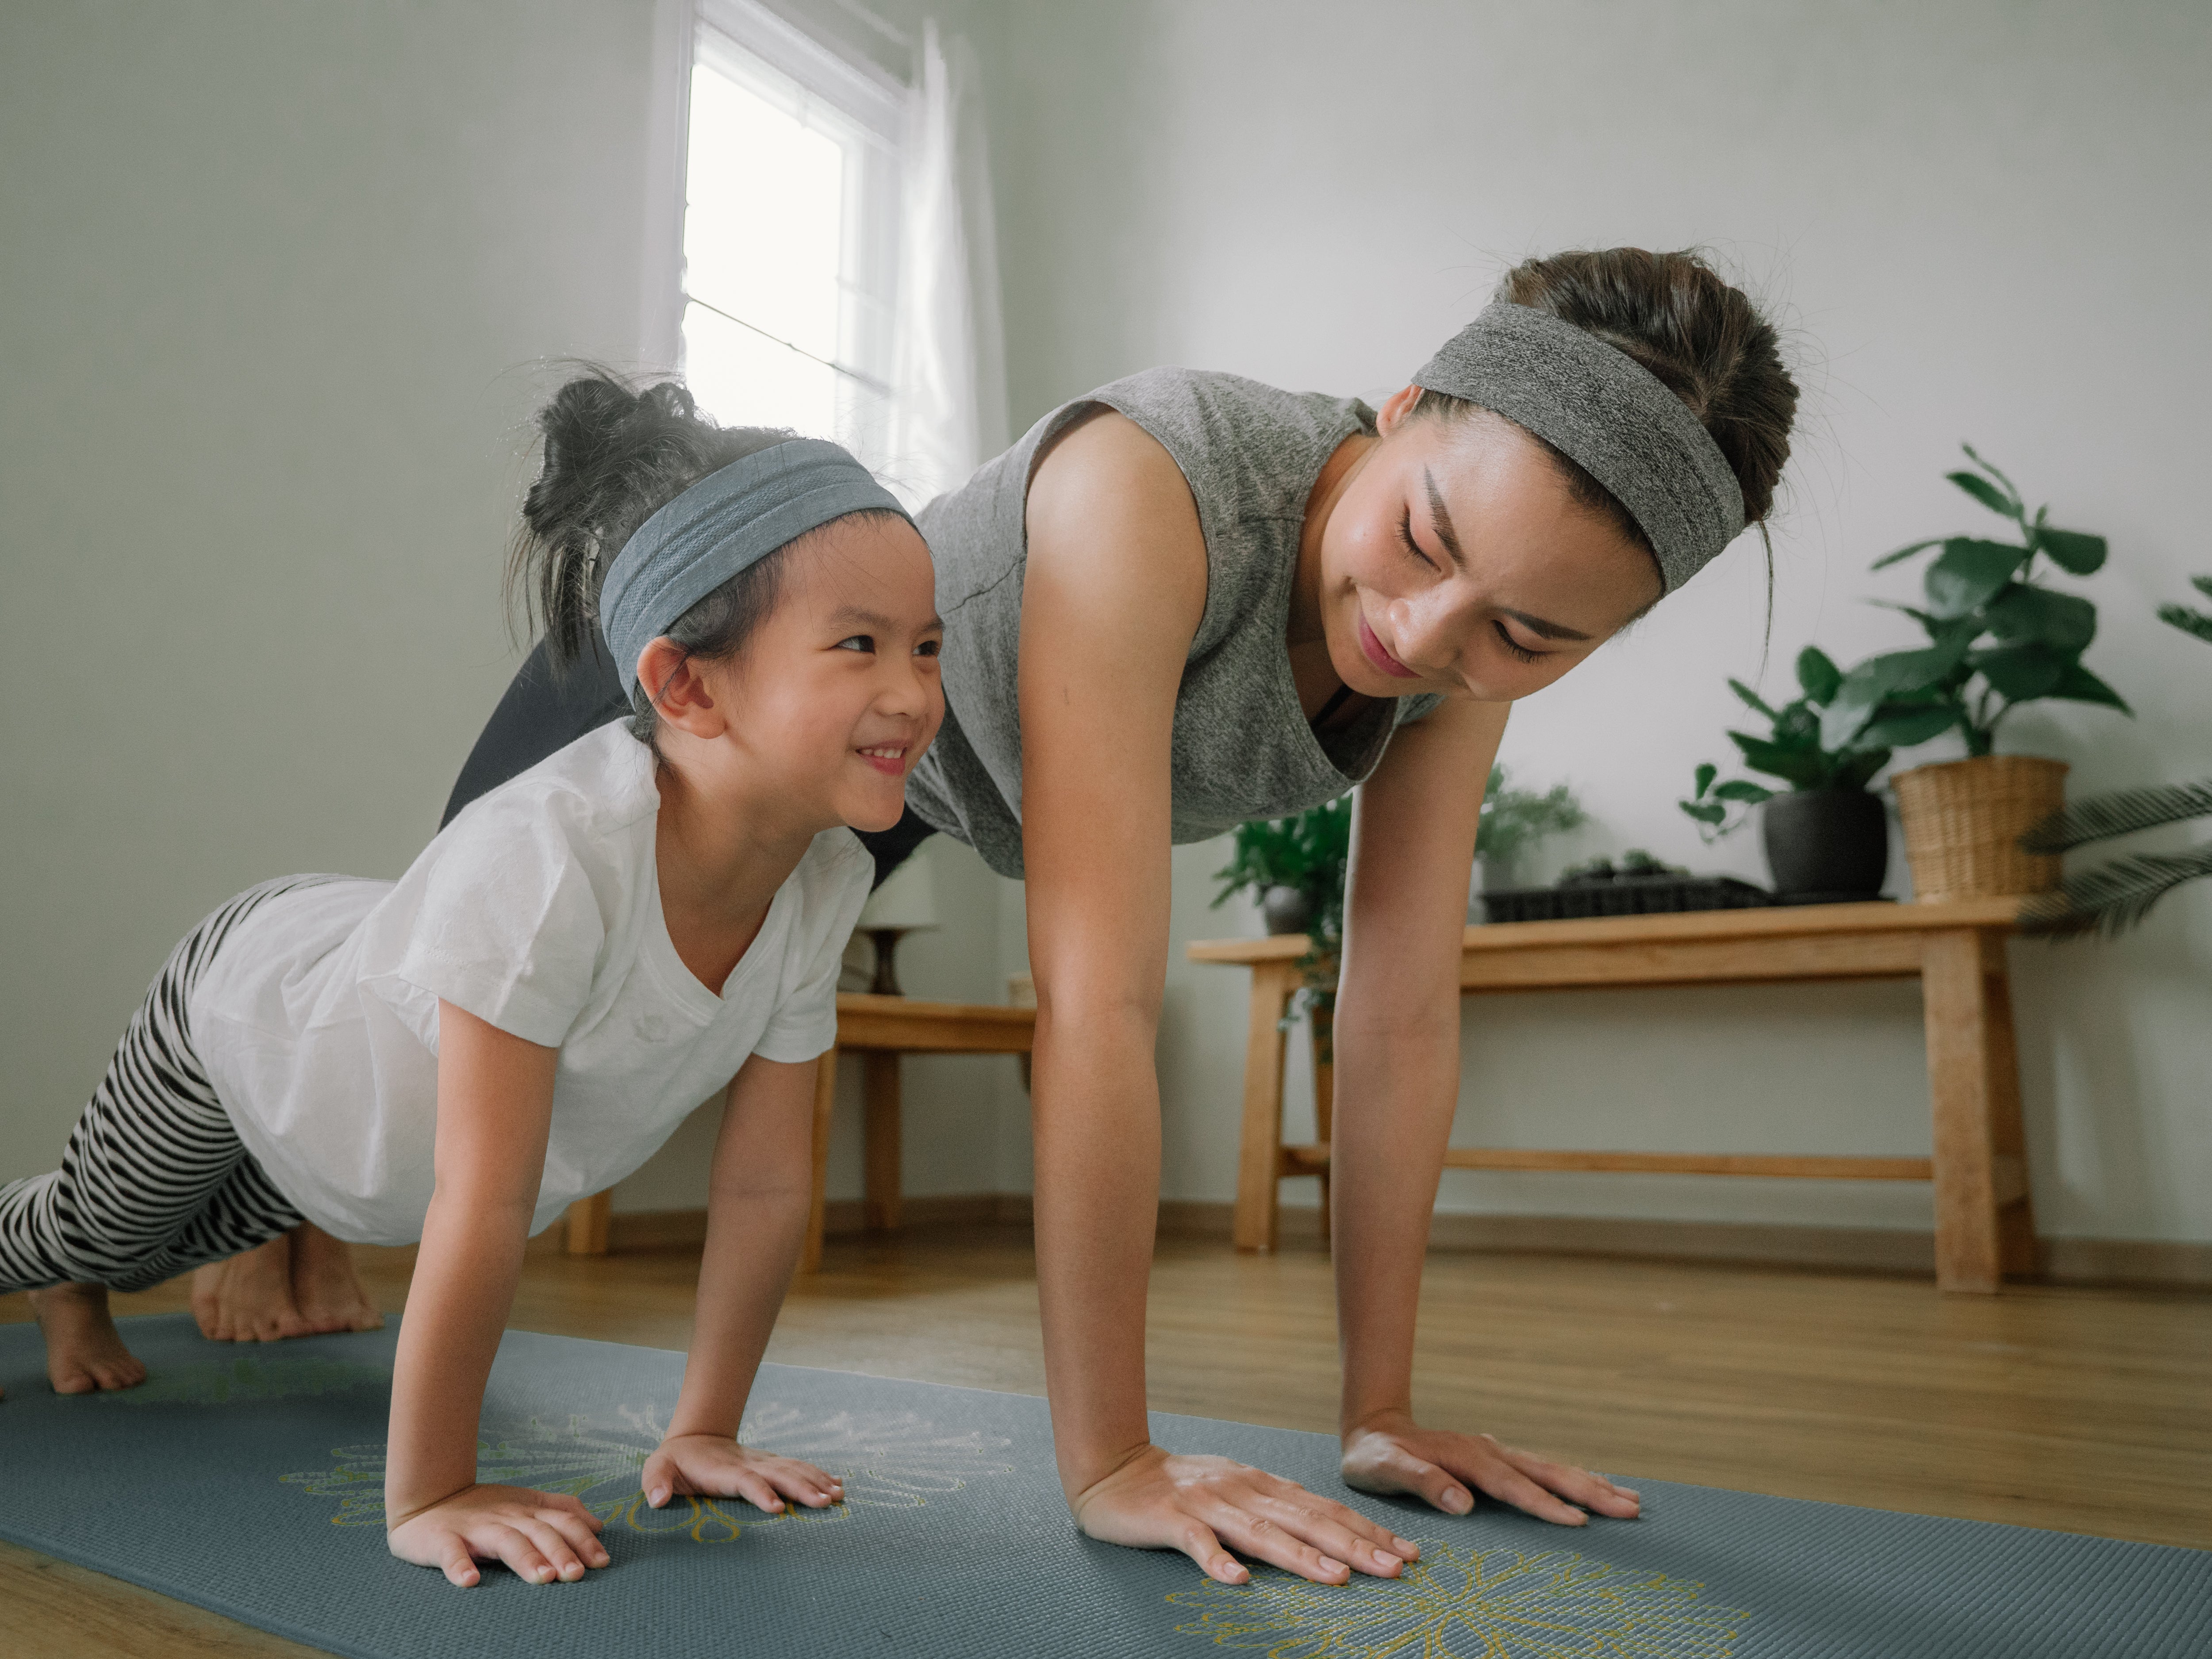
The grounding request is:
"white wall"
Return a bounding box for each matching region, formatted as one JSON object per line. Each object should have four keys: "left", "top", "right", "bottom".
{"left": 980, "top": 0, "right": 2212, "bottom": 1242}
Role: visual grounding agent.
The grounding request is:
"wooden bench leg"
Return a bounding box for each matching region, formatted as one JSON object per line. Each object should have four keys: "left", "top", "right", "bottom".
{"left": 799, "top": 1048, "right": 837, "bottom": 1273}
{"left": 565, "top": 1190, "right": 611, "bottom": 1256}
{"left": 1233, "top": 961, "right": 1295, "bottom": 1253}
{"left": 1312, "top": 1001, "right": 1334, "bottom": 1249}
{"left": 863, "top": 1051, "right": 901, "bottom": 1232}
{"left": 1923, "top": 929, "right": 2012, "bottom": 1293}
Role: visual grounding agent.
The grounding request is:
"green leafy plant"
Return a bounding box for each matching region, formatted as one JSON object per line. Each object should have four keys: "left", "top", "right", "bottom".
{"left": 1820, "top": 445, "right": 2130, "bottom": 760}
{"left": 1559, "top": 849, "right": 1684, "bottom": 882}
{"left": 1213, "top": 796, "right": 1353, "bottom": 944}
{"left": 2022, "top": 576, "right": 2212, "bottom": 936}
{"left": 1679, "top": 646, "right": 1892, "bottom": 840}
{"left": 1476, "top": 765, "right": 1587, "bottom": 886}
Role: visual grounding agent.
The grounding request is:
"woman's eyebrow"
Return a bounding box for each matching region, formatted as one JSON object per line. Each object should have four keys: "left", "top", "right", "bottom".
{"left": 1501, "top": 607, "right": 1592, "bottom": 642}
{"left": 1421, "top": 469, "right": 1467, "bottom": 569}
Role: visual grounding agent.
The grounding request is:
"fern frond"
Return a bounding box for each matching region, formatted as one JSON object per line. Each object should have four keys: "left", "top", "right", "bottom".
{"left": 2020, "top": 779, "right": 2212, "bottom": 853}
{"left": 2020, "top": 844, "right": 2212, "bottom": 938}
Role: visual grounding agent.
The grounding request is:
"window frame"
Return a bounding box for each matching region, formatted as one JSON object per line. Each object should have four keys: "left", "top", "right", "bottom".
{"left": 681, "top": 0, "right": 907, "bottom": 456}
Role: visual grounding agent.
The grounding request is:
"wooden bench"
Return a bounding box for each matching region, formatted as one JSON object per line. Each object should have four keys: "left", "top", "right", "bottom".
{"left": 563, "top": 992, "right": 1036, "bottom": 1271}
{"left": 1187, "top": 897, "right": 2034, "bottom": 1293}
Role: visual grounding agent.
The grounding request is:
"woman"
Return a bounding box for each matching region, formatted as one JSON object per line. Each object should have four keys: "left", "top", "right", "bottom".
{"left": 235, "top": 247, "right": 1800, "bottom": 1587}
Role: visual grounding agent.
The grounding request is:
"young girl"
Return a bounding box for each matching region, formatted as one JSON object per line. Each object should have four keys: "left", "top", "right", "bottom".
{"left": 0, "top": 375, "right": 945, "bottom": 1590}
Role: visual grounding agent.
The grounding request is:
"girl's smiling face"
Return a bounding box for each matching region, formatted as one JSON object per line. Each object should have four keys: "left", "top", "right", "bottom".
{"left": 1316, "top": 390, "right": 1665, "bottom": 704}
{"left": 653, "top": 513, "right": 944, "bottom": 837}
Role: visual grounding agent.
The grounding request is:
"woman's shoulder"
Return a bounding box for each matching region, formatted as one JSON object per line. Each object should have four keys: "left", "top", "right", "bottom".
{"left": 1079, "top": 369, "right": 1374, "bottom": 511}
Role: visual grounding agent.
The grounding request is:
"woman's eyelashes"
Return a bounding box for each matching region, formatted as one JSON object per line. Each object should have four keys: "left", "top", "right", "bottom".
{"left": 1492, "top": 621, "right": 1540, "bottom": 665}
{"left": 1396, "top": 507, "right": 1437, "bottom": 572}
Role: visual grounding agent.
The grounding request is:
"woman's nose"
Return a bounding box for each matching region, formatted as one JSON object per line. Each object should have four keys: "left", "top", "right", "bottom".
{"left": 1386, "top": 588, "right": 1476, "bottom": 678}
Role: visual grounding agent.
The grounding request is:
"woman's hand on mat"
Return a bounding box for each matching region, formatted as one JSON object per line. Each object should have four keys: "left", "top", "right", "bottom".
{"left": 1071, "top": 1444, "right": 1420, "bottom": 1586}
{"left": 1339, "top": 1413, "right": 1640, "bottom": 1527}
{"left": 386, "top": 1484, "right": 610, "bottom": 1588}
{"left": 640, "top": 1434, "right": 845, "bottom": 1515}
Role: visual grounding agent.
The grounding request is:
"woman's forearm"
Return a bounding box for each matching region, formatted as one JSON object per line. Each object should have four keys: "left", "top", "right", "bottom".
{"left": 1029, "top": 1004, "right": 1164, "bottom": 1499}
{"left": 1328, "top": 998, "right": 1463, "bottom": 1435}
{"left": 385, "top": 1193, "right": 532, "bottom": 1519}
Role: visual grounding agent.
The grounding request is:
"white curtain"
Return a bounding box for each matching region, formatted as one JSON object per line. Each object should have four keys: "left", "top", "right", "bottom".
{"left": 884, "top": 20, "right": 1008, "bottom": 510}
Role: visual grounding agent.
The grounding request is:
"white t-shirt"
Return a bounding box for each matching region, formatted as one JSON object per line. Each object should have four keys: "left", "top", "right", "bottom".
{"left": 189, "top": 724, "right": 872, "bottom": 1244}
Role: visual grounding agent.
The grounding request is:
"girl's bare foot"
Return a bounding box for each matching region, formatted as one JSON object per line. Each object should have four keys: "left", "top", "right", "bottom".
{"left": 27, "top": 1283, "right": 148, "bottom": 1394}
{"left": 189, "top": 1233, "right": 311, "bottom": 1341}
{"left": 288, "top": 1222, "right": 384, "bottom": 1334}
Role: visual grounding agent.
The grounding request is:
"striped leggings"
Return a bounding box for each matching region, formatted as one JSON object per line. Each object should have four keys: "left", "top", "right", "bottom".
{"left": 0, "top": 878, "right": 331, "bottom": 1294}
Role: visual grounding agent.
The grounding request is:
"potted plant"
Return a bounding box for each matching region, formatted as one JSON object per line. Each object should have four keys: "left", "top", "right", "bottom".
{"left": 1678, "top": 646, "right": 1893, "bottom": 901}
{"left": 1819, "top": 446, "right": 2131, "bottom": 900}
{"left": 1474, "top": 765, "right": 1587, "bottom": 897}
{"left": 2021, "top": 576, "right": 2212, "bottom": 935}
{"left": 1213, "top": 796, "right": 1353, "bottom": 939}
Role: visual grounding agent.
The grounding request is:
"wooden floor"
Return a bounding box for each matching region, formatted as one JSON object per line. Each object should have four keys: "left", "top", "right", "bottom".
{"left": 4, "top": 1227, "right": 2208, "bottom": 1656}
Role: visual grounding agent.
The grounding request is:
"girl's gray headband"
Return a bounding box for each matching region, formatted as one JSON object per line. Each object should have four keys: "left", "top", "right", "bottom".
{"left": 1412, "top": 303, "right": 1745, "bottom": 593}
{"left": 598, "top": 436, "right": 911, "bottom": 700}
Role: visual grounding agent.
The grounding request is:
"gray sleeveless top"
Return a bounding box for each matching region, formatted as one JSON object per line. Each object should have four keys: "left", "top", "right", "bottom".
{"left": 907, "top": 369, "right": 1442, "bottom": 879}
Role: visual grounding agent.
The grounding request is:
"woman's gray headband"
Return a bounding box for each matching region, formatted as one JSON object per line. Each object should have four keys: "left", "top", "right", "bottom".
{"left": 598, "top": 436, "right": 911, "bottom": 700}
{"left": 1413, "top": 303, "right": 1744, "bottom": 592}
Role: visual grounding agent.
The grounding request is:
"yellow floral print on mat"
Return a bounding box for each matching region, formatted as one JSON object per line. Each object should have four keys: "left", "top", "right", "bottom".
{"left": 1168, "top": 1542, "right": 1749, "bottom": 1659}
{"left": 281, "top": 1402, "right": 1012, "bottom": 1542}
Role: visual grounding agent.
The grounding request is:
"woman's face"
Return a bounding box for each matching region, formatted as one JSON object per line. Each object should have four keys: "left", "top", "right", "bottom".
{"left": 1317, "top": 391, "right": 1666, "bottom": 703}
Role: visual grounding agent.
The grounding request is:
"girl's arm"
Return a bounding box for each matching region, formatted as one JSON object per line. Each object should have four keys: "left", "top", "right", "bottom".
{"left": 1330, "top": 696, "right": 1640, "bottom": 1524}
{"left": 635, "top": 1054, "right": 845, "bottom": 1514}
{"left": 1021, "top": 414, "right": 1415, "bottom": 1588}
{"left": 384, "top": 1001, "right": 611, "bottom": 1587}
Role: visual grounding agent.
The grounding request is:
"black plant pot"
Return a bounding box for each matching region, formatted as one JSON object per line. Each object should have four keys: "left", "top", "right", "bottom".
{"left": 1761, "top": 790, "right": 1888, "bottom": 903}
{"left": 1261, "top": 885, "right": 1313, "bottom": 936}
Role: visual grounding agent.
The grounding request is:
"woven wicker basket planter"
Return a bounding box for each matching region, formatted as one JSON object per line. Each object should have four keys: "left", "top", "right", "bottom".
{"left": 1891, "top": 755, "right": 2068, "bottom": 901}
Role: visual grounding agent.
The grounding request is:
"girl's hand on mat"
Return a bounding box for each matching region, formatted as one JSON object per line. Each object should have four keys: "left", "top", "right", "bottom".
{"left": 1340, "top": 1414, "right": 1641, "bottom": 1527}
{"left": 1071, "top": 1444, "right": 1419, "bottom": 1586}
{"left": 386, "top": 1484, "right": 611, "bottom": 1588}
{"left": 640, "top": 1434, "right": 845, "bottom": 1515}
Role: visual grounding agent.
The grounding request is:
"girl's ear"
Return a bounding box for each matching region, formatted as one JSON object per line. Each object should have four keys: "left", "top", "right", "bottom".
{"left": 635, "top": 637, "right": 730, "bottom": 740}
{"left": 1374, "top": 384, "right": 1423, "bottom": 436}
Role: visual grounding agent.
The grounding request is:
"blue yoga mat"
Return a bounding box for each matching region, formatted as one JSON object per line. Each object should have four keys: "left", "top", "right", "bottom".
{"left": 0, "top": 1313, "right": 2204, "bottom": 1657}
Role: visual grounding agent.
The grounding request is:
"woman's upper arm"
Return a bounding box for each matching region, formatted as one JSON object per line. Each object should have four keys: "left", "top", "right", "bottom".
{"left": 433, "top": 998, "right": 560, "bottom": 1214}
{"left": 1342, "top": 696, "right": 1508, "bottom": 1010}
{"left": 1018, "top": 414, "right": 1207, "bottom": 1008}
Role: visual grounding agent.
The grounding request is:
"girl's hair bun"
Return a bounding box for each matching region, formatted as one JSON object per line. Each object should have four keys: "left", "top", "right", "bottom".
{"left": 507, "top": 368, "right": 791, "bottom": 667}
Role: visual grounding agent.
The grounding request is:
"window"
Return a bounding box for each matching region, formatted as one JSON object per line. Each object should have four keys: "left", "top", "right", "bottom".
{"left": 681, "top": 2, "right": 903, "bottom": 458}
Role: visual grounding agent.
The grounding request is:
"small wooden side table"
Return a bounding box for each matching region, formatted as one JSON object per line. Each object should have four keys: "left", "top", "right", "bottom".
{"left": 1188, "top": 897, "right": 2034, "bottom": 1294}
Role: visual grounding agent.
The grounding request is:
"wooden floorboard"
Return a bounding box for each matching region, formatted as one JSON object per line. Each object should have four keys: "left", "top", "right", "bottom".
{"left": 3, "top": 1226, "right": 2207, "bottom": 1657}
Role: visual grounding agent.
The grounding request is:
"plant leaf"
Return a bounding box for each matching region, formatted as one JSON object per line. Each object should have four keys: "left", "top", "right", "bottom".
{"left": 1692, "top": 761, "right": 1717, "bottom": 800}
{"left": 1727, "top": 678, "right": 1778, "bottom": 719}
{"left": 1871, "top": 537, "right": 1946, "bottom": 571}
{"left": 1947, "top": 469, "right": 2019, "bottom": 518}
{"left": 1728, "top": 734, "right": 1830, "bottom": 787}
{"left": 1983, "top": 585, "right": 2096, "bottom": 651}
{"left": 2020, "top": 778, "right": 2212, "bottom": 853}
{"left": 1795, "top": 646, "right": 1842, "bottom": 705}
{"left": 1679, "top": 798, "right": 1728, "bottom": 826}
{"left": 1713, "top": 780, "right": 1777, "bottom": 803}
{"left": 1861, "top": 703, "right": 1960, "bottom": 746}
{"left": 1960, "top": 442, "right": 2024, "bottom": 505}
{"left": 1971, "top": 642, "right": 2072, "bottom": 701}
{"left": 1925, "top": 539, "right": 2028, "bottom": 617}
{"left": 2157, "top": 601, "right": 2212, "bottom": 645}
{"left": 2044, "top": 661, "right": 2132, "bottom": 714}
{"left": 2036, "top": 527, "right": 2108, "bottom": 576}
{"left": 1820, "top": 627, "right": 1974, "bottom": 751}
{"left": 1833, "top": 747, "right": 1893, "bottom": 792}
{"left": 2018, "top": 843, "right": 2212, "bottom": 938}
